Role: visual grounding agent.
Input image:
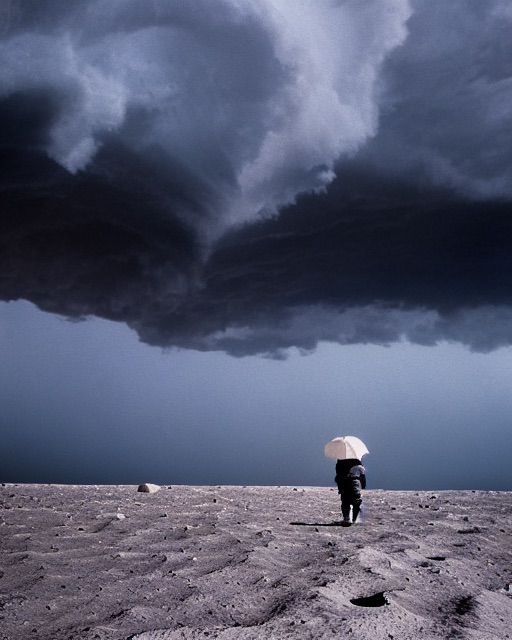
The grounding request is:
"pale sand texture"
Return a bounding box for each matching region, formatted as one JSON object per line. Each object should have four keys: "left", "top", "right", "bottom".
{"left": 1, "top": 485, "right": 511, "bottom": 639}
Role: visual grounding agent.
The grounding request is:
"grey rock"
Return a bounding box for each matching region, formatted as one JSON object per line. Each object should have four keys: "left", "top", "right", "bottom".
{"left": 137, "top": 483, "right": 160, "bottom": 494}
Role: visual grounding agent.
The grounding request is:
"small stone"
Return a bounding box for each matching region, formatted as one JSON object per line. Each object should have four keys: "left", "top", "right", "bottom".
{"left": 115, "top": 513, "right": 126, "bottom": 520}
{"left": 137, "top": 483, "right": 160, "bottom": 494}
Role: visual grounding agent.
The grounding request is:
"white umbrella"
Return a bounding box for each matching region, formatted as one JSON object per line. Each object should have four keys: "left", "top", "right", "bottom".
{"left": 324, "top": 435, "right": 369, "bottom": 460}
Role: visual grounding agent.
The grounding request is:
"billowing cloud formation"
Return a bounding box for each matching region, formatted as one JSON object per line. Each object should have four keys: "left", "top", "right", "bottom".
{"left": 363, "top": 0, "right": 512, "bottom": 199}
{"left": 1, "top": 0, "right": 512, "bottom": 356}
{"left": 127, "top": 168, "right": 512, "bottom": 355}
{"left": 0, "top": 0, "right": 410, "bottom": 228}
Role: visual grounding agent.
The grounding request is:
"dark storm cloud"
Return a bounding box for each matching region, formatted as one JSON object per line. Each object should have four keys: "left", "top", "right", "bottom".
{"left": 0, "top": 91, "right": 201, "bottom": 320}
{"left": 0, "top": 0, "right": 410, "bottom": 224}
{"left": 363, "top": 0, "right": 512, "bottom": 198}
{"left": 127, "top": 168, "right": 512, "bottom": 355}
{"left": 1, "top": 0, "right": 512, "bottom": 355}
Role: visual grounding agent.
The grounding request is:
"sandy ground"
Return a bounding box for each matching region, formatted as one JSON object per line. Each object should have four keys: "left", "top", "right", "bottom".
{"left": 1, "top": 485, "right": 511, "bottom": 640}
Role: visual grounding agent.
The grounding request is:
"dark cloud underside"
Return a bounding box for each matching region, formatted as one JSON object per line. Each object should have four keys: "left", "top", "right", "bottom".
{"left": 2, "top": 135, "right": 512, "bottom": 355}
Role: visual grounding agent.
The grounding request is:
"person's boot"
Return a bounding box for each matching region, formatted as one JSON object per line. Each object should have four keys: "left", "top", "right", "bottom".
{"left": 352, "top": 505, "right": 360, "bottom": 524}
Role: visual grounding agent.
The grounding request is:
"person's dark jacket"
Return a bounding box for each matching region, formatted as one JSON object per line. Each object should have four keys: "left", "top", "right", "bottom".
{"left": 335, "top": 458, "right": 366, "bottom": 493}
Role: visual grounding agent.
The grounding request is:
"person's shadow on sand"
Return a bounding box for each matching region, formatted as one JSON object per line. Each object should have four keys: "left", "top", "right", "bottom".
{"left": 290, "top": 521, "right": 352, "bottom": 527}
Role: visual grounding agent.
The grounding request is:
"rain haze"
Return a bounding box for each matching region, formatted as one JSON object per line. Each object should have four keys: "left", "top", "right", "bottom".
{"left": 1, "top": 0, "right": 512, "bottom": 490}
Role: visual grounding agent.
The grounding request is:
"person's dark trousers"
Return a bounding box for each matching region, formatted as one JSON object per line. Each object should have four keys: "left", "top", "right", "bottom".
{"left": 340, "top": 483, "right": 362, "bottom": 522}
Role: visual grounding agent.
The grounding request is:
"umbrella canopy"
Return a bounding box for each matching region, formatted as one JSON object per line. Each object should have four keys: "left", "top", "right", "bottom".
{"left": 324, "top": 436, "right": 369, "bottom": 461}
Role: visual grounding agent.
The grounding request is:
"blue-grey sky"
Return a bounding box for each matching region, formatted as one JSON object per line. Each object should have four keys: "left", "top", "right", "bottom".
{"left": 1, "top": 1, "right": 512, "bottom": 488}
{"left": 1, "top": 301, "right": 511, "bottom": 489}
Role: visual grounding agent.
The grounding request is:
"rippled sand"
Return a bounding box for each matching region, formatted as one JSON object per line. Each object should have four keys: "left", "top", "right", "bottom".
{"left": 1, "top": 484, "right": 511, "bottom": 639}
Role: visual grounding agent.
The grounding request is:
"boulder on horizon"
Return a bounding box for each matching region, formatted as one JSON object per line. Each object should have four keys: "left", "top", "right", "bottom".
{"left": 137, "top": 483, "right": 160, "bottom": 494}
